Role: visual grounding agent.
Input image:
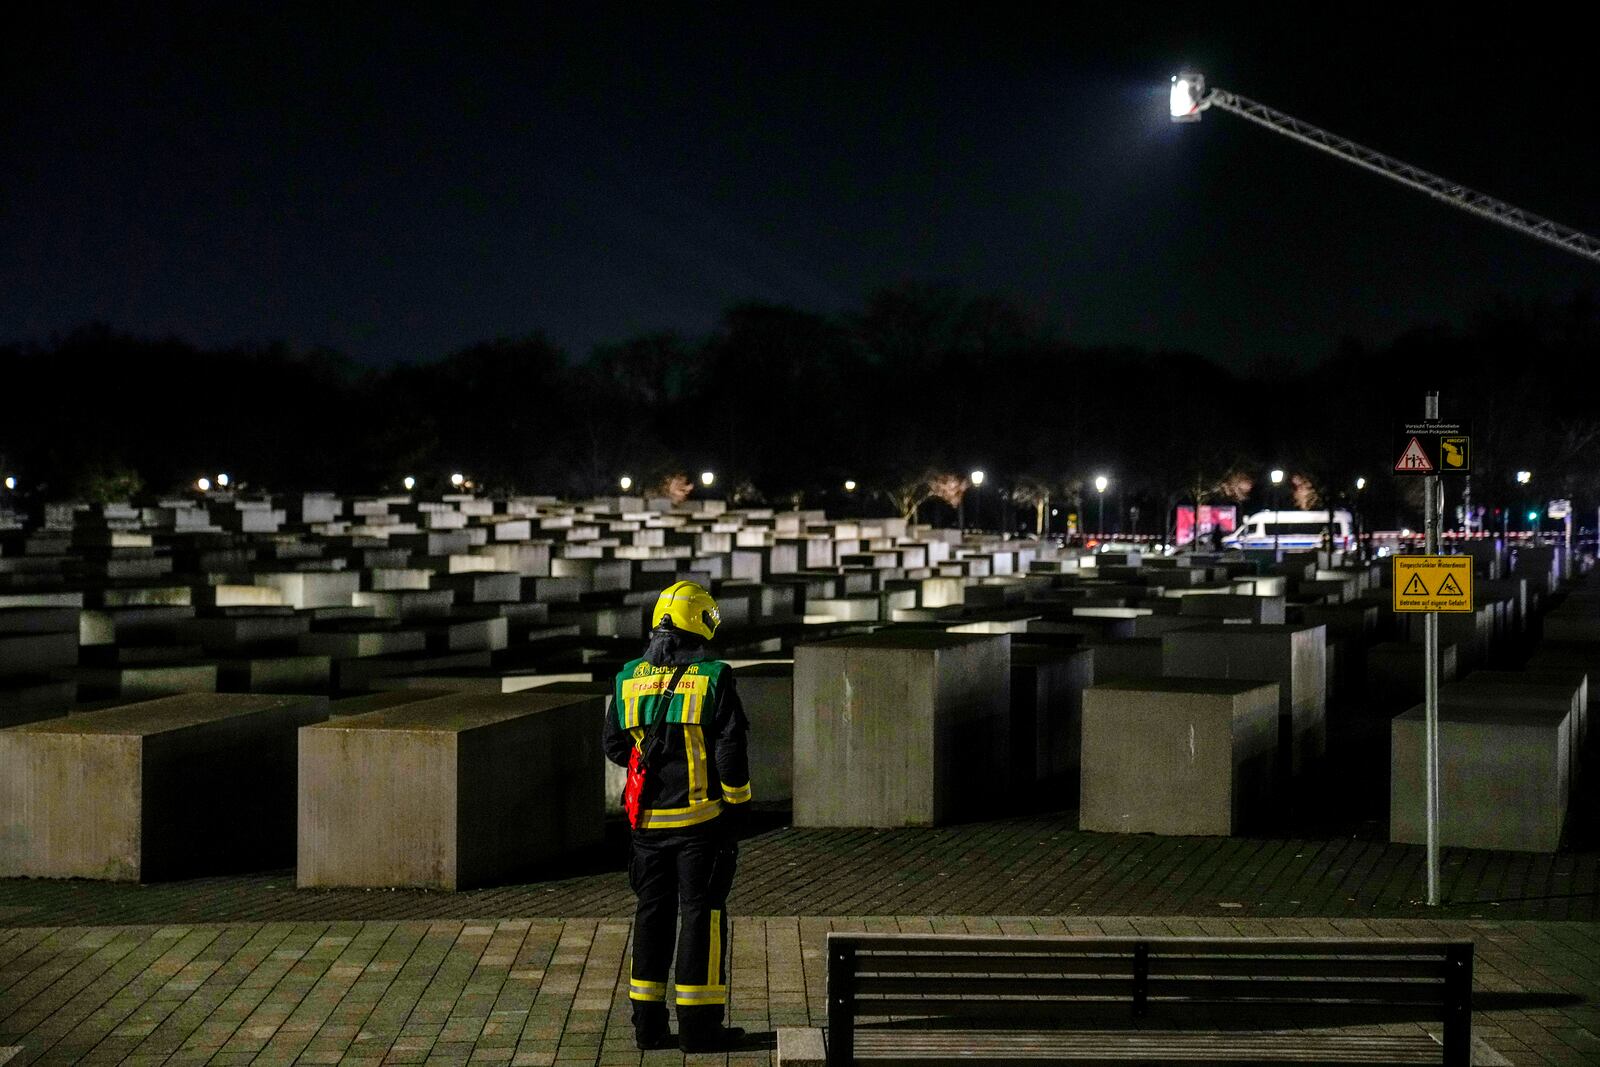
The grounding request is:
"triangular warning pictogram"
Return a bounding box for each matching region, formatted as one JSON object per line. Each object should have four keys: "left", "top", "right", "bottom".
{"left": 1437, "top": 573, "right": 1464, "bottom": 596}
{"left": 1402, "top": 573, "right": 1429, "bottom": 596}
{"left": 1395, "top": 436, "right": 1433, "bottom": 472}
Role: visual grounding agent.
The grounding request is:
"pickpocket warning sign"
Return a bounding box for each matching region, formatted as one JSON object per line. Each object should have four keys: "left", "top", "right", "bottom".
{"left": 1393, "top": 556, "right": 1473, "bottom": 613}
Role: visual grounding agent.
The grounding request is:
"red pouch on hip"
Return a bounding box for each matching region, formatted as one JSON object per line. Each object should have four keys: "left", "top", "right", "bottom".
{"left": 622, "top": 664, "right": 689, "bottom": 830}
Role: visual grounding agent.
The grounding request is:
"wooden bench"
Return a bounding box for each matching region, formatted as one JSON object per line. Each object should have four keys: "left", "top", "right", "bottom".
{"left": 777, "top": 933, "right": 1476, "bottom": 1065}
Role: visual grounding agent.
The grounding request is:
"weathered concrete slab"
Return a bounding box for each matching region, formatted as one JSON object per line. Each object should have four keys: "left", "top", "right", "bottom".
{"left": 217, "top": 654, "right": 333, "bottom": 694}
{"left": 793, "top": 631, "right": 1009, "bottom": 827}
{"left": 1011, "top": 645, "right": 1093, "bottom": 792}
{"left": 0, "top": 693, "right": 329, "bottom": 880}
{"left": 1179, "top": 593, "right": 1287, "bottom": 625}
{"left": 0, "top": 678, "right": 75, "bottom": 728}
{"left": 74, "top": 662, "right": 220, "bottom": 701}
{"left": 1366, "top": 641, "right": 1460, "bottom": 712}
{"left": 1162, "top": 623, "right": 1327, "bottom": 776}
{"left": 1086, "top": 638, "right": 1164, "bottom": 681}
{"left": 1391, "top": 698, "right": 1570, "bottom": 853}
{"left": 1080, "top": 678, "right": 1278, "bottom": 836}
{"left": 297, "top": 690, "right": 604, "bottom": 890}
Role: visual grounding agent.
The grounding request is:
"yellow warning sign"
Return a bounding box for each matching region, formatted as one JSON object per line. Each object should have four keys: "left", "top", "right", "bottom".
{"left": 1393, "top": 555, "right": 1474, "bottom": 613}
{"left": 1440, "top": 436, "right": 1469, "bottom": 469}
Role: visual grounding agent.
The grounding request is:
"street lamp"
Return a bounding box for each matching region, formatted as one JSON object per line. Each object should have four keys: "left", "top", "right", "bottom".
{"left": 216, "top": 473, "right": 230, "bottom": 488}
{"left": 1515, "top": 471, "right": 1533, "bottom": 538}
{"left": 700, "top": 471, "right": 715, "bottom": 488}
{"left": 450, "top": 473, "right": 465, "bottom": 488}
{"left": 196, "top": 477, "right": 211, "bottom": 493}
{"left": 1170, "top": 73, "right": 1208, "bottom": 122}
{"left": 1270, "top": 469, "right": 1286, "bottom": 558}
{"left": 2, "top": 477, "right": 14, "bottom": 491}
{"left": 1094, "top": 475, "right": 1109, "bottom": 541}
{"left": 619, "top": 475, "right": 633, "bottom": 492}
{"left": 843, "top": 480, "right": 856, "bottom": 492}
{"left": 969, "top": 470, "right": 986, "bottom": 531}
{"left": 1354, "top": 477, "right": 1367, "bottom": 561}
{"left": 403, "top": 476, "right": 416, "bottom": 492}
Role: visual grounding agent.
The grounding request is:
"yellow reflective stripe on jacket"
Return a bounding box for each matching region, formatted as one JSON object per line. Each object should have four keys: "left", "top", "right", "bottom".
{"left": 634, "top": 799, "right": 722, "bottom": 830}
{"left": 721, "top": 780, "right": 752, "bottom": 804}
{"left": 685, "top": 724, "right": 708, "bottom": 805}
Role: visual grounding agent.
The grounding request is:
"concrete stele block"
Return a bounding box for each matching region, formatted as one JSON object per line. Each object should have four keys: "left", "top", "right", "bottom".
{"left": 1390, "top": 698, "right": 1569, "bottom": 853}
{"left": 1080, "top": 678, "right": 1278, "bottom": 836}
{"left": 735, "top": 662, "right": 794, "bottom": 804}
{"left": 1011, "top": 645, "right": 1094, "bottom": 790}
{"left": 297, "top": 690, "right": 604, "bottom": 890}
{"left": 0, "top": 693, "right": 329, "bottom": 881}
{"left": 793, "top": 631, "right": 1010, "bottom": 828}
{"left": 1161, "top": 623, "right": 1327, "bottom": 776}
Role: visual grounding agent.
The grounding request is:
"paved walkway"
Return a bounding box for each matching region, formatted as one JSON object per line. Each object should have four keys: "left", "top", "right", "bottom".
{"left": 2, "top": 815, "right": 1596, "bottom": 928}
{"left": 2, "top": 916, "right": 1599, "bottom": 1066}
{"left": 3, "top": 783, "right": 1597, "bottom": 1065}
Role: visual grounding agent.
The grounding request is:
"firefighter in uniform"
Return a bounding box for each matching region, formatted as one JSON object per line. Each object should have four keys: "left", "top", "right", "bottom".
{"left": 603, "top": 581, "right": 752, "bottom": 1052}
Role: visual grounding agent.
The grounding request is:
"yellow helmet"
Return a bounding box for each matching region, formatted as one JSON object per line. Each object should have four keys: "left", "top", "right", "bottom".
{"left": 652, "top": 580, "right": 721, "bottom": 640}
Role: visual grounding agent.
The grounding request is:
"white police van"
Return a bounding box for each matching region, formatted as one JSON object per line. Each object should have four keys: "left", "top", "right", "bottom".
{"left": 1223, "top": 509, "right": 1354, "bottom": 550}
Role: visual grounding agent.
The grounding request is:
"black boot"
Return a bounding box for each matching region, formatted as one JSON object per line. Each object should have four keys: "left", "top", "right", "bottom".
{"left": 678, "top": 1005, "right": 746, "bottom": 1052}
{"left": 632, "top": 1002, "right": 673, "bottom": 1051}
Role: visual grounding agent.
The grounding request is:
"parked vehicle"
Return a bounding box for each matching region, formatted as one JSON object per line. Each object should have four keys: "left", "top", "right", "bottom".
{"left": 1223, "top": 509, "right": 1353, "bottom": 550}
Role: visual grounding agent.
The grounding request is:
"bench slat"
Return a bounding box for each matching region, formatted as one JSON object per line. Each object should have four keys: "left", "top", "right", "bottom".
{"left": 1147, "top": 977, "right": 1448, "bottom": 1005}
{"left": 856, "top": 977, "right": 1137, "bottom": 998}
{"left": 857, "top": 955, "right": 1446, "bottom": 980}
{"left": 843, "top": 934, "right": 1458, "bottom": 957}
{"left": 860, "top": 956, "right": 1136, "bottom": 977}
{"left": 1148, "top": 957, "right": 1448, "bottom": 980}
{"left": 851, "top": 1029, "right": 1445, "bottom": 1065}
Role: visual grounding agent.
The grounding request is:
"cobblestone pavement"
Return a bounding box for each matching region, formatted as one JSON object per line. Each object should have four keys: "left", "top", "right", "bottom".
{"left": 1, "top": 916, "right": 1598, "bottom": 1066}
{"left": 2, "top": 813, "right": 1596, "bottom": 928}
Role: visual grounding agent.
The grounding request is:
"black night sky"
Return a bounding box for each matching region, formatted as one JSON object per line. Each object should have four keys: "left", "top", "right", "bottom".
{"left": 4, "top": 3, "right": 1596, "bottom": 370}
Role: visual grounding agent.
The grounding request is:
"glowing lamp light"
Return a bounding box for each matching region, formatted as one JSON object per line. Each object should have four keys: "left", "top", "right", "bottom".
{"left": 1094, "top": 475, "right": 1109, "bottom": 494}
{"left": 1355, "top": 477, "right": 1366, "bottom": 490}
{"left": 1528, "top": 511, "right": 1539, "bottom": 522}
{"left": 1170, "top": 72, "right": 1205, "bottom": 122}
{"left": 844, "top": 480, "right": 857, "bottom": 492}
{"left": 216, "top": 473, "right": 230, "bottom": 488}
{"left": 619, "top": 475, "right": 633, "bottom": 491}
{"left": 2, "top": 477, "right": 14, "bottom": 490}
{"left": 700, "top": 471, "right": 715, "bottom": 487}
{"left": 1270, "top": 469, "right": 1285, "bottom": 485}
{"left": 970, "top": 470, "right": 986, "bottom": 487}
{"left": 450, "top": 473, "right": 465, "bottom": 487}
{"left": 196, "top": 478, "right": 211, "bottom": 492}
{"left": 403, "top": 476, "right": 416, "bottom": 491}
{"left": 1516, "top": 470, "right": 1532, "bottom": 484}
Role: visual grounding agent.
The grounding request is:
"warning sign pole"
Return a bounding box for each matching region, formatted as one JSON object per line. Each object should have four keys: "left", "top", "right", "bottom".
{"left": 1423, "top": 391, "right": 1442, "bottom": 906}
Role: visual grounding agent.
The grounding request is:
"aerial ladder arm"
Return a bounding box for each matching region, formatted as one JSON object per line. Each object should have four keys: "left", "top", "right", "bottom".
{"left": 1171, "top": 75, "right": 1600, "bottom": 265}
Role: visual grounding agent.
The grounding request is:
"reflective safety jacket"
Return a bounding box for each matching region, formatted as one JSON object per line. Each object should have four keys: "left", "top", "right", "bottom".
{"left": 603, "top": 656, "right": 752, "bottom": 831}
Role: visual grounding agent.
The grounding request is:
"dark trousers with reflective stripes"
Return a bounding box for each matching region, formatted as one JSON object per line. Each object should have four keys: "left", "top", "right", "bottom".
{"left": 627, "top": 822, "right": 738, "bottom": 1027}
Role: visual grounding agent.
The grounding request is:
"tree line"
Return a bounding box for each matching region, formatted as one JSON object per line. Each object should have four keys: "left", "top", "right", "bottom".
{"left": 3, "top": 285, "right": 1598, "bottom": 536}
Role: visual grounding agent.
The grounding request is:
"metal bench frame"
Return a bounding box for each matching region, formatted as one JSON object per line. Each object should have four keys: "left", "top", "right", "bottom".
{"left": 824, "top": 933, "right": 1474, "bottom": 1065}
